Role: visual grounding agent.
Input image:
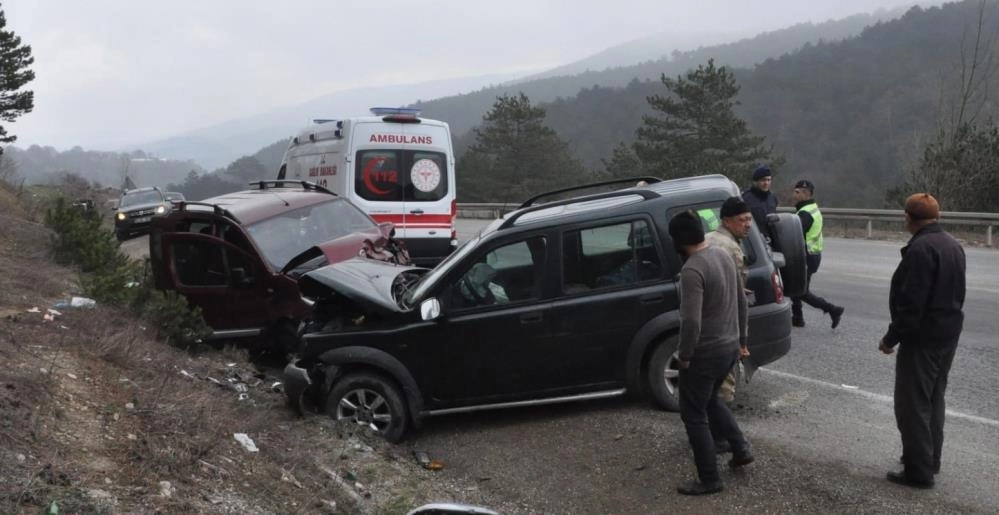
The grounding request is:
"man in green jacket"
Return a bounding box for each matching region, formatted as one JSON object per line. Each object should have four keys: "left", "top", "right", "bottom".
{"left": 791, "top": 180, "right": 844, "bottom": 328}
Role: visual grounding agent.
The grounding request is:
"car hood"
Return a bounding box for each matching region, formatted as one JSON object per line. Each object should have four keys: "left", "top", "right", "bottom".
{"left": 119, "top": 201, "right": 165, "bottom": 213}
{"left": 298, "top": 257, "right": 424, "bottom": 315}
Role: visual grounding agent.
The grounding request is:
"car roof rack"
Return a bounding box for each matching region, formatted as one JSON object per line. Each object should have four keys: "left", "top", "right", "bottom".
{"left": 247, "top": 180, "right": 338, "bottom": 196}
{"left": 519, "top": 176, "right": 663, "bottom": 208}
{"left": 500, "top": 184, "right": 661, "bottom": 231}
{"left": 175, "top": 201, "right": 238, "bottom": 222}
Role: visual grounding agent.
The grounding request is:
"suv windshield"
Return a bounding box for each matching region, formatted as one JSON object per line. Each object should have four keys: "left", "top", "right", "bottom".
{"left": 245, "top": 198, "right": 375, "bottom": 269}
{"left": 120, "top": 190, "right": 163, "bottom": 207}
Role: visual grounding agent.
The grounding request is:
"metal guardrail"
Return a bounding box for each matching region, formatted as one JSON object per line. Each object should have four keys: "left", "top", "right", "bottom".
{"left": 456, "top": 203, "right": 999, "bottom": 247}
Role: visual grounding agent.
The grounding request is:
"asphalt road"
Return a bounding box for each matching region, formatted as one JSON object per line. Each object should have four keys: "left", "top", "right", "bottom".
{"left": 432, "top": 219, "right": 999, "bottom": 513}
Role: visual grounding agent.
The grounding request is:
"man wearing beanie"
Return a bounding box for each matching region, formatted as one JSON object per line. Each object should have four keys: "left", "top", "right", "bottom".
{"left": 880, "top": 193, "right": 966, "bottom": 489}
{"left": 791, "top": 179, "right": 845, "bottom": 328}
{"left": 669, "top": 211, "right": 752, "bottom": 496}
{"left": 742, "top": 165, "right": 778, "bottom": 237}
{"left": 705, "top": 197, "right": 754, "bottom": 408}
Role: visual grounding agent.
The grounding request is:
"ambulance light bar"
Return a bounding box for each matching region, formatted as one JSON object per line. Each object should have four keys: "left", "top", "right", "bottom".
{"left": 370, "top": 107, "right": 421, "bottom": 117}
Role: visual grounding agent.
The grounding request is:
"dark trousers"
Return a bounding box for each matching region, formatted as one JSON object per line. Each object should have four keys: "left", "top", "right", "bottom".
{"left": 679, "top": 351, "right": 748, "bottom": 484}
{"left": 895, "top": 341, "right": 958, "bottom": 483}
{"left": 792, "top": 253, "right": 836, "bottom": 319}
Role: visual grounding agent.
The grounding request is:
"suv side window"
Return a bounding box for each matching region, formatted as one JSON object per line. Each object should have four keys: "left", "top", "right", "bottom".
{"left": 562, "top": 220, "right": 662, "bottom": 292}
{"left": 449, "top": 237, "right": 546, "bottom": 309}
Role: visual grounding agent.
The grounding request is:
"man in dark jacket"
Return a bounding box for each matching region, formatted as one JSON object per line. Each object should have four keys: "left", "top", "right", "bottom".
{"left": 669, "top": 211, "right": 753, "bottom": 496}
{"left": 879, "top": 193, "right": 966, "bottom": 489}
{"left": 791, "top": 179, "right": 844, "bottom": 328}
{"left": 741, "top": 165, "right": 778, "bottom": 238}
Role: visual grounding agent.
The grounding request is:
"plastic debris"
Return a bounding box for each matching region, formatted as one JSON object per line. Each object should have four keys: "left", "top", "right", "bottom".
{"left": 233, "top": 433, "right": 258, "bottom": 452}
{"left": 426, "top": 460, "right": 445, "bottom": 471}
{"left": 841, "top": 384, "right": 859, "bottom": 389}
{"left": 180, "top": 370, "right": 196, "bottom": 379}
{"left": 46, "top": 500, "right": 59, "bottom": 515}
{"left": 70, "top": 296, "right": 96, "bottom": 308}
{"left": 26, "top": 307, "right": 40, "bottom": 313}
{"left": 413, "top": 450, "right": 430, "bottom": 467}
{"left": 270, "top": 381, "right": 283, "bottom": 393}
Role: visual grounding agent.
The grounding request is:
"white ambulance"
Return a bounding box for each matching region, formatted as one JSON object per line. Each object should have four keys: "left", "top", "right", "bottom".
{"left": 277, "top": 107, "right": 457, "bottom": 266}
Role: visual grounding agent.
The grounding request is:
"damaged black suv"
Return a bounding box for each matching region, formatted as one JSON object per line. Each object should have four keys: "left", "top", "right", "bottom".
{"left": 284, "top": 176, "right": 807, "bottom": 442}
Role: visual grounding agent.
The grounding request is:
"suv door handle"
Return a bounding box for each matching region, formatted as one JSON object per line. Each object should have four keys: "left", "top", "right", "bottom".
{"left": 639, "top": 293, "right": 664, "bottom": 304}
{"left": 520, "top": 312, "right": 543, "bottom": 324}
{"left": 409, "top": 209, "right": 424, "bottom": 215}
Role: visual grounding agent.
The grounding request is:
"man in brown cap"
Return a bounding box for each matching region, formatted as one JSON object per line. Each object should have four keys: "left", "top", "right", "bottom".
{"left": 880, "top": 193, "right": 966, "bottom": 489}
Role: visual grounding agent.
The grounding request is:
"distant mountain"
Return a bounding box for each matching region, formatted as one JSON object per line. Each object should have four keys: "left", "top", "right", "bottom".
{"left": 5, "top": 145, "right": 201, "bottom": 188}
{"left": 413, "top": 7, "right": 911, "bottom": 139}
{"left": 133, "top": 73, "right": 527, "bottom": 171}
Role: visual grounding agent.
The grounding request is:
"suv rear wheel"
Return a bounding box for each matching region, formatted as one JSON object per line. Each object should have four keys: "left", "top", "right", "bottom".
{"left": 648, "top": 335, "right": 681, "bottom": 412}
{"left": 326, "top": 372, "right": 408, "bottom": 442}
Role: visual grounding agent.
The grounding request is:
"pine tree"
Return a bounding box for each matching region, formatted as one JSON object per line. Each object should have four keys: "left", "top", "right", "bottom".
{"left": 634, "top": 59, "right": 776, "bottom": 181}
{"left": 0, "top": 7, "right": 35, "bottom": 145}
{"left": 458, "top": 93, "right": 586, "bottom": 202}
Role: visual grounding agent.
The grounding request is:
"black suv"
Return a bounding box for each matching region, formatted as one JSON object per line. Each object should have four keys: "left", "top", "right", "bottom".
{"left": 114, "top": 187, "right": 171, "bottom": 240}
{"left": 284, "top": 176, "right": 807, "bottom": 441}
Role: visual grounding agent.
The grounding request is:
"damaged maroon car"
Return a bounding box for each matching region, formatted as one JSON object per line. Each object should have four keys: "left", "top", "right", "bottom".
{"left": 149, "top": 180, "right": 412, "bottom": 353}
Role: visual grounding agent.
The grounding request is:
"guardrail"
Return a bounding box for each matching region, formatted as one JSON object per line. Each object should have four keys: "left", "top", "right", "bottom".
{"left": 456, "top": 203, "right": 999, "bottom": 247}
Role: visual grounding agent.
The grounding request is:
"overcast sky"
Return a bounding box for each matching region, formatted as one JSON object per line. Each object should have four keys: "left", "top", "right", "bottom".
{"left": 4, "top": 0, "right": 927, "bottom": 152}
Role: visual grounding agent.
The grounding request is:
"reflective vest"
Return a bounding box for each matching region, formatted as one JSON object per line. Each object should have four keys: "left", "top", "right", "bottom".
{"left": 798, "top": 202, "right": 824, "bottom": 254}
{"left": 697, "top": 209, "right": 720, "bottom": 231}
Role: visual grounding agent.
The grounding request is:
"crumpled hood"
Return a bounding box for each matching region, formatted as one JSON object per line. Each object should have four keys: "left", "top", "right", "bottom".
{"left": 298, "top": 257, "right": 424, "bottom": 315}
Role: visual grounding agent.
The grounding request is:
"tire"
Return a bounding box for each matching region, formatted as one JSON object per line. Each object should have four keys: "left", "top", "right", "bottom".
{"left": 647, "top": 335, "right": 681, "bottom": 412}
{"left": 768, "top": 212, "right": 808, "bottom": 298}
{"left": 326, "top": 372, "right": 408, "bottom": 443}
{"left": 115, "top": 230, "right": 127, "bottom": 242}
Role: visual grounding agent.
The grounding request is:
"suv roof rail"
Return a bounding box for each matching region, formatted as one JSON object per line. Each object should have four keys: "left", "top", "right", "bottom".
{"left": 247, "top": 180, "right": 338, "bottom": 196}
{"left": 175, "top": 201, "right": 237, "bottom": 221}
{"left": 500, "top": 187, "right": 660, "bottom": 230}
{"left": 519, "top": 176, "right": 663, "bottom": 208}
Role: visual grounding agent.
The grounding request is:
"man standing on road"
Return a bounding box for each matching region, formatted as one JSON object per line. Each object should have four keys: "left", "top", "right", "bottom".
{"left": 741, "top": 165, "right": 777, "bottom": 238}
{"left": 880, "top": 193, "right": 966, "bottom": 490}
{"left": 669, "top": 211, "right": 753, "bottom": 496}
{"left": 705, "top": 197, "right": 753, "bottom": 407}
{"left": 791, "top": 180, "right": 845, "bottom": 328}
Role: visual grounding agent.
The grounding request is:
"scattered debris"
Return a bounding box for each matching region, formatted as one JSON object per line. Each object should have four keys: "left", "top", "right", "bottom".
{"left": 16, "top": 453, "right": 26, "bottom": 463}
{"left": 66, "top": 373, "right": 77, "bottom": 380}
{"left": 281, "top": 468, "right": 304, "bottom": 489}
{"left": 159, "top": 480, "right": 175, "bottom": 498}
{"left": 26, "top": 306, "right": 40, "bottom": 313}
{"left": 53, "top": 296, "right": 96, "bottom": 309}
{"left": 125, "top": 402, "right": 135, "bottom": 410}
{"left": 413, "top": 450, "right": 445, "bottom": 471}
{"left": 233, "top": 433, "right": 259, "bottom": 452}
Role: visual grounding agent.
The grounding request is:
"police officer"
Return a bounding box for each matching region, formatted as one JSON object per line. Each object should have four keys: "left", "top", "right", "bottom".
{"left": 742, "top": 165, "right": 777, "bottom": 237}
{"left": 791, "top": 179, "right": 844, "bottom": 328}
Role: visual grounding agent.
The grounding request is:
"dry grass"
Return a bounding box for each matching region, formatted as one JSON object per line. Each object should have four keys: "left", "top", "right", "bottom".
{"left": 0, "top": 183, "right": 492, "bottom": 514}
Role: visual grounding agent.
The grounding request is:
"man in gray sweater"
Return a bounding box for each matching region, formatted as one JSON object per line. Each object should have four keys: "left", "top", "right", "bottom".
{"left": 669, "top": 210, "right": 753, "bottom": 496}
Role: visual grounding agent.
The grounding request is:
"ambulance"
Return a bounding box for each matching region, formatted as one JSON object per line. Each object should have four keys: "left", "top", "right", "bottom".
{"left": 277, "top": 107, "right": 457, "bottom": 266}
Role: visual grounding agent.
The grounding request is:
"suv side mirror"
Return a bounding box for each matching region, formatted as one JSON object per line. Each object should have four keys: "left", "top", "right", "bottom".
{"left": 230, "top": 267, "right": 254, "bottom": 288}
{"left": 420, "top": 298, "right": 441, "bottom": 321}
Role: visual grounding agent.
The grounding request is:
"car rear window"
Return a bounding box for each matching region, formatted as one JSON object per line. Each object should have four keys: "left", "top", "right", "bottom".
{"left": 354, "top": 150, "right": 448, "bottom": 202}
{"left": 245, "top": 199, "right": 375, "bottom": 269}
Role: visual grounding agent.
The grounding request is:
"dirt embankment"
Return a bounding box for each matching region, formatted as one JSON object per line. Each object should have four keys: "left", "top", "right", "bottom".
{"left": 0, "top": 201, "right": 496, "bottom": 514}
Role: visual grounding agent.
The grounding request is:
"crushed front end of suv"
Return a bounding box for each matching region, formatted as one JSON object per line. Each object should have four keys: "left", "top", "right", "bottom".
{"left": 284, "top": 175, "right": 808, "bottom": 442}
{"left": 149, "top": 180, "right": 412, "bottom": 354}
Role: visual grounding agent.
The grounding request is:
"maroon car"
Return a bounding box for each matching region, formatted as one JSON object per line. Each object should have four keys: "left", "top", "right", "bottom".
{"left": 149, "top": 180, "right": 412, "bottom": 353}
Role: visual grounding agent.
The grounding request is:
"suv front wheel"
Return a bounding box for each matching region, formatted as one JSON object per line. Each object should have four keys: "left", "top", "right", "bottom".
{"left": 647, "top": 335, "right": 681, "bottom": 412}
{"left": 326, "top": 372, "right": 409, "bottom": 442}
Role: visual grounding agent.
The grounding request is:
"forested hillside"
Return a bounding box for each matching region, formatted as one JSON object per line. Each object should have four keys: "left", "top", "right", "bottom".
{"left": 3, "top": 146, "right": 202, "bottom": 189}
{"left": 414, "top": 9, "right": 906, "bottom": 138}
{"left": 537, "top": 1, "right": 998, "bottom": 207}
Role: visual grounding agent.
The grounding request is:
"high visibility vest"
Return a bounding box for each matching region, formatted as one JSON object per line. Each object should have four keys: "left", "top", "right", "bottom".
{"left": 798, "top": 202, "right": 824, "bottom": 254}
{"left": 697, "top": 209, "right": 720, "bottom": 231}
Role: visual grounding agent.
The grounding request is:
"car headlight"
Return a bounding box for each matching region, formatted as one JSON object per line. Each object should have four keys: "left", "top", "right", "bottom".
{"left": 156, "top": 204, "right": 166, "bottom": 214}
{"left": 116, "top": 212, "right": 126, "bottom": 221}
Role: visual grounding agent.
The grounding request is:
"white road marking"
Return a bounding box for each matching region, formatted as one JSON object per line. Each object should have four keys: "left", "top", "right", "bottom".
{"left": 759, "top": 367, "right": 999, "bottom": 429}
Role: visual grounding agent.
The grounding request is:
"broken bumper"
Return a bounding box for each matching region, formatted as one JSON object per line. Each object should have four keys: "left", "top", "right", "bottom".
{"left": 283, "top": 360, "right": 312, "bottom": 416}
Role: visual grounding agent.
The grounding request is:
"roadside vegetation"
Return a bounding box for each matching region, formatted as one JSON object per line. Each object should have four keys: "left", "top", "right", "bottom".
{"left": 0, "top": 177, "right": 499, "bottom": 514}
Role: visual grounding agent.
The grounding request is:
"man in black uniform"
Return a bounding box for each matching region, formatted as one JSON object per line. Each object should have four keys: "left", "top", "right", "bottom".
{"left": 880, "top": 193, "right": 966, "bottom": 489}
{"left": 741, "top": 165, "right": 777, "bottom": 238}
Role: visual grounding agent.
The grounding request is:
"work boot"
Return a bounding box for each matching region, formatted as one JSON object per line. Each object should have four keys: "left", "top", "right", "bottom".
{"left": 829, "top": 306, "right": 844, "bottom": 329}
{"left": 792, "top": 317, "right": 805, "bottom": 327}
{"left": 729, "top": 450, "right": 755, "bottom": 468}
